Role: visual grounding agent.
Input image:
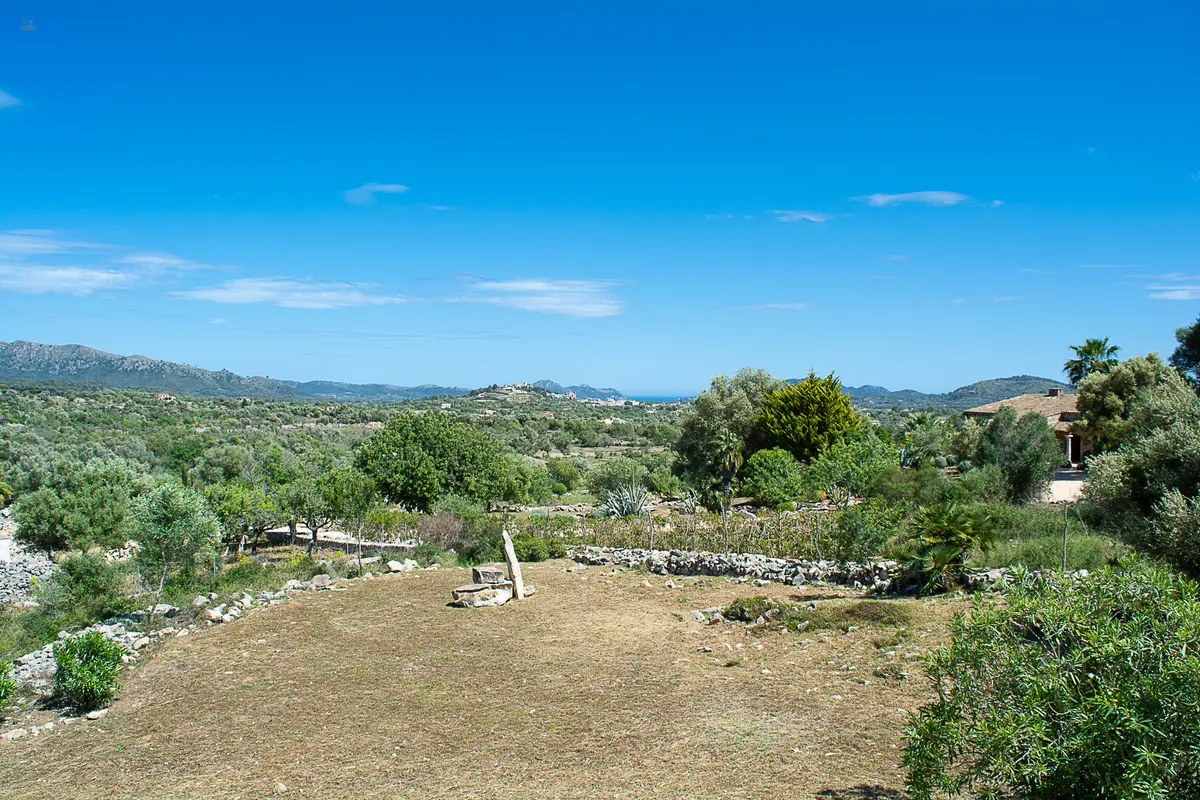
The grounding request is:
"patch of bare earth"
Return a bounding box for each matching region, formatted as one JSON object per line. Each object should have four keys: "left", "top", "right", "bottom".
{"left": 0, "top": 562, "right": 952, "bottom": 799}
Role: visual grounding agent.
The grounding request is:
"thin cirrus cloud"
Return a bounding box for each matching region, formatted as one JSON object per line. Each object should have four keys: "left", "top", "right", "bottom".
{"left": 770, "top": 209, "right": 832, "bottom": 223}
{"left": 0, "top": 90, "right": 19, "bottom": 108}
{"left": 0, "top": 229, "right": 107, "bottom": 256}
{"left": 343, "top": 182, "right": 410, "bottom": 205}
{"left": 1145, "top": 273, "right": 1200, "bottom": 301}
{"left": 856, "top": 191, "right": 971, "bottom": 207}
{"left": 466, "top": 279, "right": 622, "bottom": 318}
{"left": 0, "top": 265, "right": 133, "bottom": 295}
{"left": 743, "top": 302, "right": 813, "bottom": 311}
{"left": 178, "top": 278, "right": 405, "bottom": 309}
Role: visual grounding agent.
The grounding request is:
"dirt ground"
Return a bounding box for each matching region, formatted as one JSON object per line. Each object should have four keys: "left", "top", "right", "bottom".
{"left": 0, "top": 562, "right": 951, "bottom": 800}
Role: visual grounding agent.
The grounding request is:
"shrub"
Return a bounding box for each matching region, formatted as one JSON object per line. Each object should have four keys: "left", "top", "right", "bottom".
{"left": 584, "top": 457, "right": 647, "bottom": 497}
{"left": 0, "top": 661, "right": 15, "bottom": 710}
{"left": 828, "top": 497, "right": 902, "bottom": 562}
{"left": 412, "top": 541, "right": 449, "bottom": 567}
{"left": 551, "top": 482, "right": 568, "bottom": 496}
{"left": 976, "top": 406, "right": 1062, "bottom": 503}
{"left": 511, "top": 532, "right": 550, "bottom": 562}
{"left": 453, "top": 517, "right": 504, "bottom": 565}
{"left": 54, "top": 631, "right": 126, "bottom": 711}
{"left": 39, "top": 553, "right": 135, "bottom": 622}
{"left": 546, "top": 459, "right": 580, "bottom": 490}
{"left": 740, "top": 448, "right": 804, "bottom": 507}
{"left": 430, "top": 494, "right": 486, "bottom": 519}
{"left": 895, "top": 502, "right": 997, "bottom": 591}
{"left": 904, "top": 562, "right": 1200, "bottom": 800}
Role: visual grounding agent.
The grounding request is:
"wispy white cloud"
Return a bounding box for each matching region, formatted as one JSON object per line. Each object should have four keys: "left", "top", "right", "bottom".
{"left": 467, "top": 279, "right": 621, "bottom": 318}
{"left": 179, "top": 278, "right": 405, "bottom": 309}
{"left": 343, "top": 182, "right": 410, "bottom": 205}
{"left": 1080, "top": 263, "right": 1147, "bottom": 269}
{"left": 990, "top": 200, "right": 1005, "bottom": 208}
{"left": 1191, "top": 170, "right": 1200, "bottom": 182}
{"left": 951, "top": 298, "right": 968, "bottom": 305}
{"left": 856, "top": 191, "right": 971, "bottom": 207}
{"left": 1146, "top": 273, "right": 1200, "bottom": 300}
{"left": 116, "top": 252, "right": 222, "bottom": 272}
{"left": 425, "top": 204, "right": 455, "bottom": 212}
{"left": 0, "top": 90, "right": 19, "bottom": 109}
{"left": 770, "top": 209, "right": 832, "bottom": 223}
{"left": 0, "top": 229, "right": 107, "bottom": 256}
{"left": 742, "top": 302, "right": 813, "bottom": 311}
{"left": 991, "top": 295, "right": 1022, "bottom": 303}
{"left": 885, "top": 254, "right": 907, "bottom": 261}
{"left": 0, "top": 265, "right": 133, "bottom": 295}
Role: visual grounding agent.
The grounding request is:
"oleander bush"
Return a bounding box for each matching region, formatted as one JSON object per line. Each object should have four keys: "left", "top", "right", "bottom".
{"left": 53, "top": 630, "right": 126, "bottom": 711}
{"left": 904, "top": 561, "right": 1200, "bottom": 799}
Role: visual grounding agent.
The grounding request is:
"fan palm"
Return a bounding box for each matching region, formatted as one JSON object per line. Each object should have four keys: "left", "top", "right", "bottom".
{"left": 1064, "top": 337, "right": 1120, "bottom": 385}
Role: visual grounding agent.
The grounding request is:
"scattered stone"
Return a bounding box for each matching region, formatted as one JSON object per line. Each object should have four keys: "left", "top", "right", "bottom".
{"left": 387, "top": 559, "right": 418, "bottom": 573}
{"left": 689, "top": 610, "right": 706, "bottom": 622}
{"left": 663, "top": 580, "right": 678, "bottom": 589}
{"left": 205, "top": 605, "right": 227, "bottom": 622}
{"left": 132, "top": 637, "right": 150, "bottom": 651}
{"left": 451, "top": 582, "right": 514, "bottom": 608}
{"left": 4, "top": 728, "right": 28, "bottom": 741}
{"left": 472, "top": 566, "right": 507, "bottom": 584}
{"left": 192, "top": 595, "right": 211, "bottom": 608}
{"left": 311, "top": 574, "right": 332, "bottom": 589}
{"left": 85, "top": 709, "right": 108, "bottom": 720}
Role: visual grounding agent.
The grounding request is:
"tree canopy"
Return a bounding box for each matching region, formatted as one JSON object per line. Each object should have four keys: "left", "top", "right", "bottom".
{"left": 353, "top": 412, "right": 510, "bottom": 511}
{"left": 1063, "top": 337, "right": 1120, "bottom": 386}
{"left": 754, "top": 372, "right": 861, "bottom": 462}
{"left": 1074, "top": 353, "right": 1173, "bottom": 450}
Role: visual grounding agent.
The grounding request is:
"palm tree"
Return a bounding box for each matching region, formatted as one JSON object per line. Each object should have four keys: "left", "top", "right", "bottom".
{"left": 714, "top": 428, "right": 744, "bottom": 553}
{"left": 1064, "top": 337, "right": 1120, "bottom": 385}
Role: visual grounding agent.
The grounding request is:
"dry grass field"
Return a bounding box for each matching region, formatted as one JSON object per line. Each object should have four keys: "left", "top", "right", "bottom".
{"left": 0, "top": 562, "right": 954, "bottom": 800}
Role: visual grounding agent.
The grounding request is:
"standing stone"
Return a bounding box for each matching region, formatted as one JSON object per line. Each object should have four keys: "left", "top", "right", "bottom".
{"left": 501, "top": 530, "right": 527, "bottom": 600}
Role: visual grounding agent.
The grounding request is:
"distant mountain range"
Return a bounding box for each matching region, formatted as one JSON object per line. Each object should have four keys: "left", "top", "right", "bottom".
{"left": 0, "top": 340, "right": 629, "bottom": 402}
{"left": 0, "top": 340, "right": 1063, "bottom": 408}
{"left": 839, "top": 375, "right": 1072, "bottom": 410}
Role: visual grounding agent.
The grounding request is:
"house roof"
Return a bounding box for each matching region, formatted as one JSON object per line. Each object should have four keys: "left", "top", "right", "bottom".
{"left": 963, "top": 392, "right": 1080, "bottom": 432}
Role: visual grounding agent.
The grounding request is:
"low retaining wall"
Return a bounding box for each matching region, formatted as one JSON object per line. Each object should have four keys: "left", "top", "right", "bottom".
{"left": 568, "top": 546, "right": 1072, "bottom": 595}
{"left": 569, "top": 545, "right": 903, "bottom": 593}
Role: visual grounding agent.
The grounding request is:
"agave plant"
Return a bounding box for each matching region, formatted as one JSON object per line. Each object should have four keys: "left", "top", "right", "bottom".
{"left": 900, "top": 502, "right": 997, "bottom": 592}
{"left": 599, "top": 483, "right": 649, "bottom": 518}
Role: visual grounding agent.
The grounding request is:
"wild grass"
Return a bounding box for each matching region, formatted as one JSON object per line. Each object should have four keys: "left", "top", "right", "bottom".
{"left": 724, "top": 595, "right": 915, "bottom": 633}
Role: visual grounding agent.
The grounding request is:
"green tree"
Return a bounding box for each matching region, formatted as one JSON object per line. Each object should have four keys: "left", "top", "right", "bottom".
{"left": 904, "top": 562, "right": 1200, "bottom": 800}
{"left": 803, "top": 432, "right": 899, "bottom": 508}
{"left": 324, "top": 466, "right": 382, "bottom": 568}
{"left": 976, "top": 406, "right": 1061, "bottom": 503}
{"left": 130, "top": 482, "right": 221, "bottom": 593}
{"left": 354, "top": 413, "right": 509, "bottom": 511}
{"left": 674, "top": 368, "right": 780, "bottom": 491}
{"left": 1074, "top": 353, "right": 1172, "bottom": 450}
{"left": 740, "top": 447, "right": 805, "bottom": 507}
{"left": 545, "top": 458, "right": 580, "bottom": 490}
{"left": 1169, "top": 314, "right": 1200, "bottom": 387}
{"left": 584, "top": 456, "right": 648, "bottom": 497}
{"left": 1063, "top": 336, "right": 1120, "bottom": 386}
{"left": 1084, "top": 368, "right": 1200, "bottom": 576}
{"left": 13, "top": 459, "right": 148, "bottom": 553}
{"left": 204, "top": 481, "right": 279, "bottom": 555}
{"left": 754, "top": 372, "right": 860, "bottom": 462}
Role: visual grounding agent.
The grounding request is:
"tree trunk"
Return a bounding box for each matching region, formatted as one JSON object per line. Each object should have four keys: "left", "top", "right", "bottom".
{"left": 308, "top": 524, "right": 318, "bottom": 556}
{"left": 722, "top": 480, "right": 732, "bottom": 554}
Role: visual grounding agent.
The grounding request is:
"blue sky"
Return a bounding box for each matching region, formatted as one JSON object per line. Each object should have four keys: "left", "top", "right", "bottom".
{"left": 1, "top": 2, "right": 1198, "bottom": 395}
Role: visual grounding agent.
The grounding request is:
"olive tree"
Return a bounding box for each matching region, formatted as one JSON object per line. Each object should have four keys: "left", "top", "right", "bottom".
{"left": 130, "top": 482, "right": 221, "bottom": 594}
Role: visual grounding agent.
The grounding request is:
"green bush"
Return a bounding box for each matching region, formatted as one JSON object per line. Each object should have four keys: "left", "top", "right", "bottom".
{"left": 40, "top": 552, "right": 135, "bottom": 622}
{"left": 511, "top": 532, "right": 551, "bottom": 562}
{"left": 453, "top": 517, "right": 504, "bottom": 565}
{"left": 904, "top": 561, "right": 1200, "bottom": 800}
{"left": 0, "top": 660, "right": 15, "bottom": 710}
{"left": 584, "top": 457, "right": 648, "bottom": 497}
{"left": 54, "top": 631, "right": 126, "bottom": 711}
{"left": 894, "top": 502, "right": 997, "bottom": 591}
{"left": 740, "top": 448, "right": 804, "bottom": 507}
{"left": 551, "top": 482, "right": 568, "bottom": 496}
{"left": 828, "top": 497, "right": 902, "bottom": 562}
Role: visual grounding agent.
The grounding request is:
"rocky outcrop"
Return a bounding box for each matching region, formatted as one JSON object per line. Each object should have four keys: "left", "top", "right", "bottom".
{"left": 0, "top": 543, "right": 56, "bottom": 608}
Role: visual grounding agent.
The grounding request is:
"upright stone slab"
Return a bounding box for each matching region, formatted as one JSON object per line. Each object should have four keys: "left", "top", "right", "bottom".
{"left": 501, "top": 530, "right": 527, "bottom": 599}
{"left": 472, "top": 565, "right": 507, "bottom": 584}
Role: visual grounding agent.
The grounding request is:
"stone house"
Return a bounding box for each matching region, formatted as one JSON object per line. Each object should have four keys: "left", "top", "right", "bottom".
{"left": 963, "top": 388, "right": 1090, "bottom": 467}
